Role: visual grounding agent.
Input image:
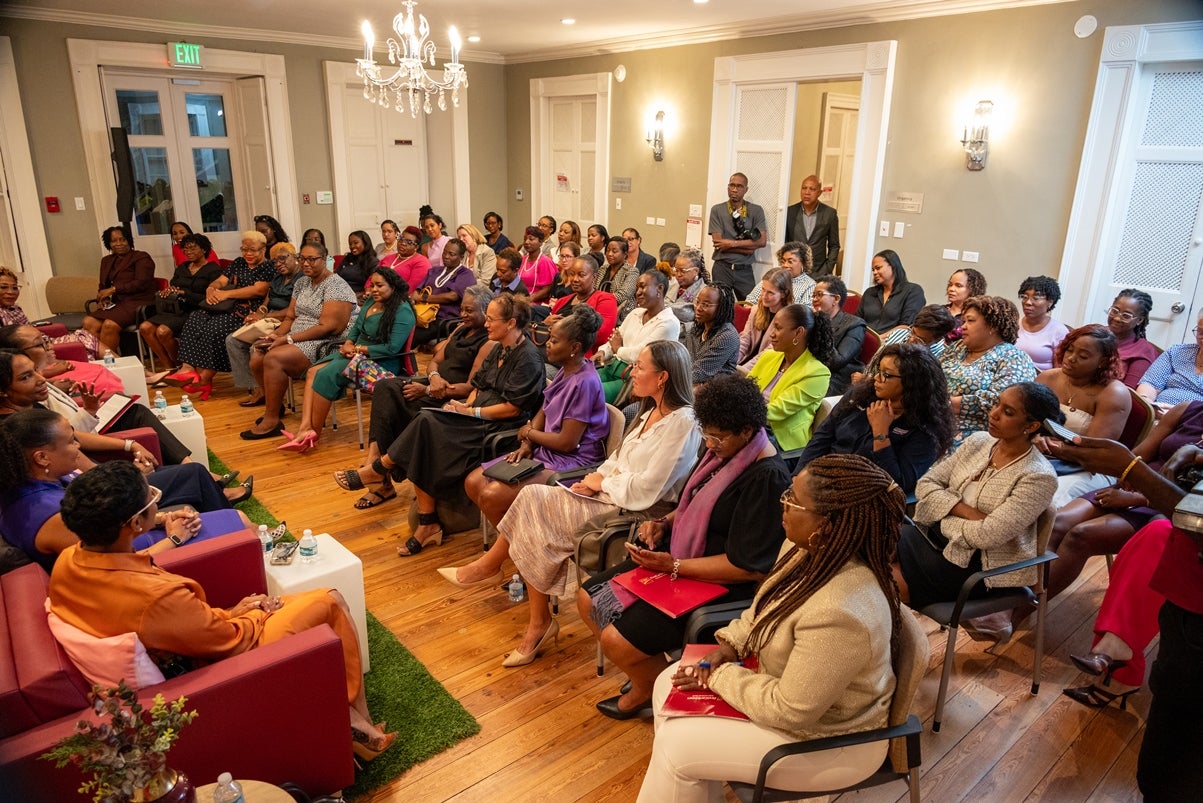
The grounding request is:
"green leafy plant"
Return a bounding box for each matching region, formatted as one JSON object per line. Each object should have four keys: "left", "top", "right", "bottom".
{"left": 42, "top": 681, "right": 197, "bottom": 803}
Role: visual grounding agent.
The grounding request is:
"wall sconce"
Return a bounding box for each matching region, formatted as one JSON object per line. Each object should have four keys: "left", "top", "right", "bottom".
{"left": 647, "top": 110, "right": 665, "bottom": 161}
{"left": 960, "top": 100, "right": 993, "bottom": 171}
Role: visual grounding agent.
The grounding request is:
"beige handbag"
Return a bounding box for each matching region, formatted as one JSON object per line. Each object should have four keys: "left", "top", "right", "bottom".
{"left": 231, "top": 317, "right": 281, "bottom": 343}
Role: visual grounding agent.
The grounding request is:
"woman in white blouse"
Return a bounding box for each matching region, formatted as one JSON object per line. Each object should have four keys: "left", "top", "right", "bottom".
{"left": 456, "top": 222, "right": 497, "bottom": 289}
{"left": 440, "top": 340, "right": 702, "bottom": 668}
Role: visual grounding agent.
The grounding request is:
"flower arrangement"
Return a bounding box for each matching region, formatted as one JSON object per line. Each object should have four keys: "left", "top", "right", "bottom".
{"left": 42, "top": 680, "right": 198, "bottom": 803}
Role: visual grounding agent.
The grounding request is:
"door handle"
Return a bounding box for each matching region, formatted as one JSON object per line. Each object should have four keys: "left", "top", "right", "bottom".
{"left": 1171, "top": 302, "right": 1186, "bottom": 314}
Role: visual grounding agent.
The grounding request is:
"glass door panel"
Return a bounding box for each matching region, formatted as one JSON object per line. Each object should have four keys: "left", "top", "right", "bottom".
{"left": 193, "top": 147, "right": 237, "bottom": 232}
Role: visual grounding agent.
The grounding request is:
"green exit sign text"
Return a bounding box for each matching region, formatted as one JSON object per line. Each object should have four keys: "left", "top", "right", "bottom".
{"left": 168, "top": 42, "right": 204, "bottom": 69}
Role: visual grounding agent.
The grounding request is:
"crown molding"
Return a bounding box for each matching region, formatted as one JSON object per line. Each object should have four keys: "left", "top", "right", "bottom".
{"left": 0, "top": 6, "right": 508, "bottom": 65}
{"left": 504, "top": 0, "right": 1066, "bottom": 64}
{"left": 2, "top": 0, "right": 1064, "bottom": 66}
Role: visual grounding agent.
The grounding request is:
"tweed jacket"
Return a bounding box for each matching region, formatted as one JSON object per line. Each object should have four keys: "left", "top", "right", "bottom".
{"left": 913, "top": 431, "right": 1056, "bottom": 587}
{"left": 710, "top": 550, "right": 894, "bottom": 740}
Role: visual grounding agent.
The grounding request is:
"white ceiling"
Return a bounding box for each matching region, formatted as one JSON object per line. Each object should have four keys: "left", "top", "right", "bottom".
{"left": 5, "top": 0, "right": 1065, "bottom": 63}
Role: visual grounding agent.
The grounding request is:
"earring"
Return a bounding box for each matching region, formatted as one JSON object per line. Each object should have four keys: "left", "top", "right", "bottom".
{"left": 43, "top": 466, "right": 51, "bottom": 476}
{"left": 806, "top": 530, "right": 824, "bottom": 551}
{"left": 792, "top": 336, "right": 800, "bottom": 346}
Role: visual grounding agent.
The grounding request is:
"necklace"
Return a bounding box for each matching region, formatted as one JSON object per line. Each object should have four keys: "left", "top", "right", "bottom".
{"left": 433, "top": 266, "right": 461, "bottom": 288}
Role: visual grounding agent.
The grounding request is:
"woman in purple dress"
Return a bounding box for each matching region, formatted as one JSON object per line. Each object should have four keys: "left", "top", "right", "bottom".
{"left": 451, "top": 307, "right": 609, "bottom": 581}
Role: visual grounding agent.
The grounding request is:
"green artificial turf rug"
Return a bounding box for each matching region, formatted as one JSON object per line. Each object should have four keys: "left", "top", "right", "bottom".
{"left": 207, "top": 451, "right": 480, "bottom": 798}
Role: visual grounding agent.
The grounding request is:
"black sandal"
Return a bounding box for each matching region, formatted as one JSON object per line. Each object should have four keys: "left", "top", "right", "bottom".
{"left": 354, "top": 485, "right": 397, "bottom": 509}
{"left": 334, "top": 469, "right": 366, "bottom": 491}
{"left": 398, "top": 512, "right": 445, "bottom": 557}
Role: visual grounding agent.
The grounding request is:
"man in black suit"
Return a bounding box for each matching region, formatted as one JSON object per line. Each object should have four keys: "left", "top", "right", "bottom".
{"left": 784, "top": 175, "right": 840, "bottom": 277}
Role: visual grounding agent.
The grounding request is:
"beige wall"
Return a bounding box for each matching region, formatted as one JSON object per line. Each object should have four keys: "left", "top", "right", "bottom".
{"left": 0, "top": 17, "right": 507, "bottom": 277}
{"left": 2, "top": 0, "right": 1200, "bottom": 301}
{"left": 503, "top": 0, "right": 1201, "bottom": 300}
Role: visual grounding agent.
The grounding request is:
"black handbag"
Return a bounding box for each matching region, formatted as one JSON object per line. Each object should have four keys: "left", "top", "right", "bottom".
{"left": 195, "top": 299, "right": 237, "bottom": 314}
{"left": 154, "top": 294, "right": 183, "bottom": 316}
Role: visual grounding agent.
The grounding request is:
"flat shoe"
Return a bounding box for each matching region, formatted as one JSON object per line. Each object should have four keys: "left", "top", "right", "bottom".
{"left": 239, "top": 392, "right": 267, "bottom": 407}
{"left": 145, "top": 370, "right": 172, "bottom": 386}
{"left": 227, "top": 476, "right": 254, "bottom": 504}
{"left": 240, "top": 424, "right": 284, "bottom": 440}
{"left": 334, "top": 469, "right": 366, "bottom": 491}
{"left": 437, "top": 566, "right": 502, "bottom": 588}
{"left": 595, "top": 695, "right": 653, "bottom": 720}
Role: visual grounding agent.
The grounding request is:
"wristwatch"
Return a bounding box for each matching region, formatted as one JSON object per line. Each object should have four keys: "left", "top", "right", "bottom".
{"left": 168, "top": 533, "right": 185, "bottom": 546}
{"left": 286, "top": 334, "right": 295, "bottom": 345}
{"left": 873, "top": 433, "right": 890, "bottom": 443}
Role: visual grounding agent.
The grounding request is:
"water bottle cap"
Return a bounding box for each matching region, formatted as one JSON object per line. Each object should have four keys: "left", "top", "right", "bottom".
{"left": 512, "top": 574, "right": 520, "bottom": 581}
{"left": 303, "top": 529, "right": 313, "bottom": 537}
{"left": 218, "top": 772, "right": 232, "bottom": 783}
{"left": 258, "top": 524, "right": 267, "bottom": 532}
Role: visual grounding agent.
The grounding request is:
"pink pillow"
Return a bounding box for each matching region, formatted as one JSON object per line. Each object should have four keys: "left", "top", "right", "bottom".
{"left": 44, "top": 602, "right": 165, "bottom": 689}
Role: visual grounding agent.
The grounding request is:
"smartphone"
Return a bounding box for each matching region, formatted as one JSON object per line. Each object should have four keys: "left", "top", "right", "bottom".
{"left": 1042, "top": 418, "right": 1078, "bottom": 443}
{"left": 270, "top": 541, "right": 299, "bottom": 565}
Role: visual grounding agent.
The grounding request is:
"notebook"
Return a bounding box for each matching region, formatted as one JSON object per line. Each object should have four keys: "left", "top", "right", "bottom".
{"left": 611, "top": 567, "right": 728, "bottom": 618}
{"left": 660, "top": 644, "right": 758, "bottom": 720}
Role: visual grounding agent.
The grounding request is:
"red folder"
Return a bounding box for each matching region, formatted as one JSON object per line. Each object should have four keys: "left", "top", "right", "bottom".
{"left": 660, "top": 644, "right": 759, "bottom": 720}
{"left": 612, "top": 567, "right": 728, "bottom": 618}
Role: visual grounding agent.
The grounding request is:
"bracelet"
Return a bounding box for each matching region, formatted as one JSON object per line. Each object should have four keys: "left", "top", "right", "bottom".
{"left": 671, "top": 558, "right": 681, "bottom": 581}
{"left": 474, "top": 407, "right": 482, "bottom": 419}
{"left": 429, "top": 370, "right": 440, "bottom": 378}
{"left": 1118, "top": 456, "right": 1143, "bottom": 484}
{"left": 123, "top": 439, "right": 133, "bottom": 452}
{"left": 286, "top": 334, "right": 295, "bottom": 345}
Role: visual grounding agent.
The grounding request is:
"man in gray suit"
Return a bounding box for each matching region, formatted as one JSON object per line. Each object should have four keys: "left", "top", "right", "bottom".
{"left": 784, "top": 175, "right": 840, "bottom": 276}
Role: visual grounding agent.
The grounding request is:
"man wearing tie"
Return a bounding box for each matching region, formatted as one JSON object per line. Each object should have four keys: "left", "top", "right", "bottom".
{"left": 784, "top": 175, "right": 840, "bottom": 277}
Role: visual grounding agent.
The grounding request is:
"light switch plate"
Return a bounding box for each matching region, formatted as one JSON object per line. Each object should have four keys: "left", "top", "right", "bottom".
{"left": 879, "top": 221, "right": 890, "bottom": 237}
{"left": 655, "top": 217, "right": 665, "bottom": 226}
{"left": 615, "top": 198, "right": 622, "bottom": 210}
{"left": 942, "top": 249, "right": 959, "bottom": 260}
{"left": 893, "top": 222, "right": 905, "bottom": 238}
{"left": 962, "top": 250, "right": 980, "bottom": 263}
{"left": 74, "top": 196, "right": 86, "bottom": 211}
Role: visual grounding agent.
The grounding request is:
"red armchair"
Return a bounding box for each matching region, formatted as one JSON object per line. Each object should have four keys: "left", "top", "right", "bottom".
{"left": 0, "top": 531, "right": 356, "bottom": 799}
{"left": 33, "top": 324, "right": 88, "bottom": 363}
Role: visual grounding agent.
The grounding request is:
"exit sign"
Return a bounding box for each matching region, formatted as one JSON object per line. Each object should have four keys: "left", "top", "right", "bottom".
{"left": 168, "top": 42, "right": 204, "bottom": 69}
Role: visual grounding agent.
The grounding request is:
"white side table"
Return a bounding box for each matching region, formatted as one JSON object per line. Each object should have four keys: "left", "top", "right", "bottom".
{"left": 159, "top": 404, "right": 207, "bottom": 461}
{"left": 96, "top": 355, "right": 149, "bottom": 407}
{"left": 263, "top": 534, "right": 370, "bottom": 671}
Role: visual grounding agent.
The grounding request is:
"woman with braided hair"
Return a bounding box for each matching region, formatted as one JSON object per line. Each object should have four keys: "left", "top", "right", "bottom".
{"left": 637, "top": 454, "right": 906, "bottom": 802}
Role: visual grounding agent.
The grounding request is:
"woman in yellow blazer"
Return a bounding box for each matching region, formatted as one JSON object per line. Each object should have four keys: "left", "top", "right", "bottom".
{"left": 748, "top": 303, "right": 833, "bottom": 452}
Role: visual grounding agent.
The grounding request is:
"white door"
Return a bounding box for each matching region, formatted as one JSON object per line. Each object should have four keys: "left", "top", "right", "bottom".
{"left": 818, "top": 92, "right": 859, "bottom": 272}
{"left": 0, "top": 146, "right": 22, "bottom": 278}
{"left": 1092, "top": 62, "right": 1203, "bottom": 346}
{"left": 103, "top": 72, "right": 252, "bottom": 270}
{"left": 235, "top": 77, "right": 277, "bottom": 221}
{"left": 330, "top": 70, "right": 428, "bottom": 246}
{"left": 546, "top": 96, "right": 597, "bottom": 228}
{"left": 732, "top": 83, "right": 797, "bottom": 276}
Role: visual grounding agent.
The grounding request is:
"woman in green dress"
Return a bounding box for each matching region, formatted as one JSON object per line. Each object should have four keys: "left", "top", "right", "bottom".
{"left": 280, "top": 269, "right": 415, "bottom": 452}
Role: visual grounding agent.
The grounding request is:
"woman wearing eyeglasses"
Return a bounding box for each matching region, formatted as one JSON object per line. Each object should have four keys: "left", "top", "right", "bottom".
{"left": 1015, "top": 275, "right": 1070, "bottom": 371}
{"left": 746, "top": 242, "right": 816, "bottom": 309}
{"left": 1136, "top": 310, "right": 1203, "bottom": 411}
{"left": 578, "top": 375, "right": 788, "bottom": 719}
{"left": 167, "top": 231, "right": 275, "bottom": 398}
{"left": 799, "top": 343, "right": 954, "bottom": 495}
{"left": 240, "top": 242, "right": 355, "bottom": 439}
{"left": 0, "top": 409, "right": 251, "bottom": 573}
{"left": 382, "top": 225, "right": 431, "bottom": 291}
{"left": 810, "top": 273, "right": 866, "bottom": 396}
{"left": 665, "top": 248, "right": 709, "bottom": 335}
{"left": 637, "top": 454, "right": 906, "bottom": 801}
{"left": 1105, "top": 289, "right": 1159, "bottom": 389}
{"left": 0, "top": 266, "right": 102, "bottom": 359}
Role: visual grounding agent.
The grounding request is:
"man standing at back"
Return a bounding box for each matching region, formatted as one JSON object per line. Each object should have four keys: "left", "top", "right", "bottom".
{"left": 709, "top": 172, "right": 767, "bottom": 300}
{"left": 785, "top": 174, "right": 840, "bottom": 277}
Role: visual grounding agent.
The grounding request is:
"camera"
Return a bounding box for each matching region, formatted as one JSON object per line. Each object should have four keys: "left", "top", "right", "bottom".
{"left": 731, "top": 211, "right": 761, "bottom": 241}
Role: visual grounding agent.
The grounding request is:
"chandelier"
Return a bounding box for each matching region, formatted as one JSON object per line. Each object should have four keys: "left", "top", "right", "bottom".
{"left": 356, "top": 1, "right": 468, "bottom": 116}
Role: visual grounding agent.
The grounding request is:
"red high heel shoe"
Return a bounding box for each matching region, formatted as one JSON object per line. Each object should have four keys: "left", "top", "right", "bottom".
{"left": 277, "top": 431, "right": 318, "bottom": 452}
{"left": 163, "top": 369, "right": 199, "bottom": 387}
{"left": 182, "top": 382, "right": 212, "bottom": 400}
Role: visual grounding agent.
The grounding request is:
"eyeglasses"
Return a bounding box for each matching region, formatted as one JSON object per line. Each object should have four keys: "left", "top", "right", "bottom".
{"left": 127, "top": 485, "right": 163, "bottom": 524}
{"left": 695, "top": 426, "right": 734, "bottom": 447}
{"left": 1019, "top": 293, "right": 1048, "bottom": 302}
{"left": 812, "top": 291, "right": 839, "bottom": 299}
{"left": 1106, "top": 306, "right": 1139, "bottom": 322}
{"left": 298, "top": 255, "right": 325, "bottom": 265}
{"left": 25, "top": 335, "right": 52, "bottom": 352}
{"left": 780, "top": 488, "right": 810, "bottom": 514}
{"left": 399, "top": 239, "right": 419, "bottom": 246}
{"left": 0, "top": 284, "right": 19, "bottom": 292}
{"left": 484, "top": 315, "right": 509, "bottom": 324}
{"left": 240, "top": 245, "right": 263, "bottom": 253}
{"left": 673, "top": 267, "right": 698, "bottom": 275}
{"left": 1193, "top": 328, "right": 1203, "bottom": 335}
{"left": 877, "top": 370, "right": 903, "bottom": 381}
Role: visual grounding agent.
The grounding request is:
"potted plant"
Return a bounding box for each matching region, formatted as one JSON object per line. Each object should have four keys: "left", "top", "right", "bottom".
{"left": 42, "top": 680, "right": 199, "bottom": 803}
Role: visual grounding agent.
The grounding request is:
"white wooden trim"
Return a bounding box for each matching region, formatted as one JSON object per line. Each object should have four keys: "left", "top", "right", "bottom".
{"left": 0, "top": 37, "right": 53, "bottom": 318}
{"left": 1058, "top": 20, "right": 1203, "bottom": 333}
{"left": 529, "top": 73, "right": 612, "bottom": 231}
{"left": 708, "top": 41, "right": 896, "bottom": 291}
{"left": 66, "top": 38, "right": 298, "bottom": 256}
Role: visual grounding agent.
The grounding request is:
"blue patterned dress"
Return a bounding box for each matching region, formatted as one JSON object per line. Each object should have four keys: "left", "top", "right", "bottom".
{"left": 940, "top": 340, "right": 1037, "bottom": 445}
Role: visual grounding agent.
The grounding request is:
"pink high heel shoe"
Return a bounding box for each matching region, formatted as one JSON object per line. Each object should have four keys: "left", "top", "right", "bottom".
{"left": 277, "top": 431, "right": 318, "bottom": 453}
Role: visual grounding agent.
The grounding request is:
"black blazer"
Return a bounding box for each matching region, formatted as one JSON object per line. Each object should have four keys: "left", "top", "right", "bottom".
{"left": 784, "top": 200, "right": 840, "bottom": 276}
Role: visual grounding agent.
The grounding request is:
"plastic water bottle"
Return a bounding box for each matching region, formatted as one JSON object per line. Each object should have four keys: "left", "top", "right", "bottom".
{"left": 179, "top": 394, "right": 194, "bottom": 417}
{"left": 152, "top": 390, "right": 168, "bottom": 420}
{"left": 299, "top": 529, "right": 318, "bottom": 564}
{"left": 212, "top": 772, "right": 244, "bottom": 803}
{"left": 257, "top": 524, "right": 273, "bottom": 553}
{"left": 508, "top": 574, "right": 524, "bottom": 602}
{"left": 102, "top": 348, "right": 115, "bottom": 366}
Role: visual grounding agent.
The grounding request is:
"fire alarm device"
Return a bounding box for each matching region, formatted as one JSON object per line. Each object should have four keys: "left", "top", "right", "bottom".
{"left": 45, "top": 197, "right": 61, "bottom": 213}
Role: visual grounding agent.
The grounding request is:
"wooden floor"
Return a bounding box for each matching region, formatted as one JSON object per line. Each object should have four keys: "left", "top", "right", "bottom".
{"left": 189, "top": 371, "right": 1149, "bottom": 802}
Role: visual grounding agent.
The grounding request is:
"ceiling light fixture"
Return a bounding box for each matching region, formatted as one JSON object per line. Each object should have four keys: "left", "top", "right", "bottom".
{"left": 356, "top": 0, "right": 468, "bottom": 116}
{"left": 561, "top": 18, "right": 576, "bottom": 25}
{"left": 467, "top": 35, "right": 481, "bottom": 43}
